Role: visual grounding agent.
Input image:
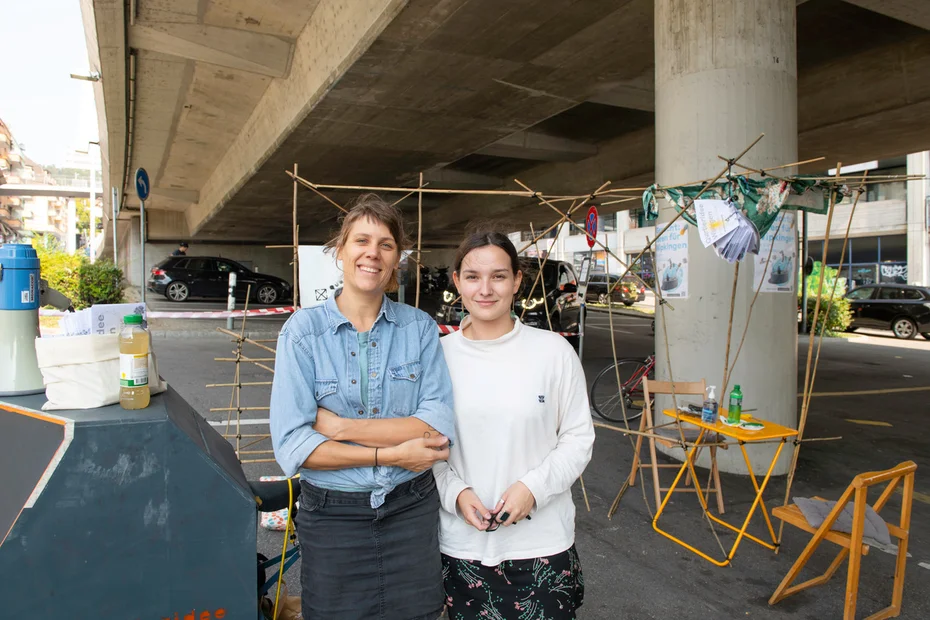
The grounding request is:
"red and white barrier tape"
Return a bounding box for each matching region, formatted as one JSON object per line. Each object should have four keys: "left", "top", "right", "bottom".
{"left": 39, "top": 307, "right": 578, "bottom": 337}
{"left": 39, "top": 306, "right": 296, "bottom": 319}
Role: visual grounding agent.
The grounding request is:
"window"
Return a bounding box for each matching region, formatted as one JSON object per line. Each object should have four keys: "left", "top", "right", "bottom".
{"left": 902, "top": 289, "right": 925, "bottom": 301}
{"left": 603, "top": 213, "right": 616, "bottom": 232}
{"left": 186, "top": 258, "right": 213, "bottom": 271}
{"left": 216, "top": 260, "right": 236, "bottom": 273}
{"left": 846, "top": 287, "right": 875, "bottom": 301}
{"left": 878, "top": 288, "right": 907, "bottom": 300}
{"left": 588, "top": 275, "right": 605, "bottom": 284}
{"left": 172, "top": 258, "right": 190, "bottom": 269}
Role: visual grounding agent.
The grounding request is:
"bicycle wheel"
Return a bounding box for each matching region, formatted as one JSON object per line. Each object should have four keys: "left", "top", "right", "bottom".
{"left": 590, "top": 358, "right": 654, "bottom": 424}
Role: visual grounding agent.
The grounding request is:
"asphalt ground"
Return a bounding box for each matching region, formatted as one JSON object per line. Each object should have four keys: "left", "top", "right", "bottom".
{"left": 152, "top": 310, "right": 930, "bottom": 619}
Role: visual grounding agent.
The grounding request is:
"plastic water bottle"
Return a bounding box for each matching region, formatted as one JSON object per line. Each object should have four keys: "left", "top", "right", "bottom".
{"left": 727, "top": 385, "right": 743, "bottom": 425}
{"left": 701, "top": 386, "right": 718, "bottom": 425}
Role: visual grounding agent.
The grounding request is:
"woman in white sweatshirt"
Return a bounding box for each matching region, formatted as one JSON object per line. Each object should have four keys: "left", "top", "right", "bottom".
{"left": 434, "top": 231, "right": 595, "bottom": 620}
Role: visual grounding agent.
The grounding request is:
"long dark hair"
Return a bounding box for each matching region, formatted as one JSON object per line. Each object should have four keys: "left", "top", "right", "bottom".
{"left": 453, "top": 231, "right": 520, "bottom": 276}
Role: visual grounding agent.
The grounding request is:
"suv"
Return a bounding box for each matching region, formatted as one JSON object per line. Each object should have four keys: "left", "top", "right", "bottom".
{"left": 845, "top": 284, "right": 930, "bottom": 340}
{"left": 584, "top": 273, "right": 646, "bottom": 306}
{"left": 148, "top": 256, "right": 293, "bottom": 304}
{"left": 435, "top": 258, "right": 582, "bottom": 347}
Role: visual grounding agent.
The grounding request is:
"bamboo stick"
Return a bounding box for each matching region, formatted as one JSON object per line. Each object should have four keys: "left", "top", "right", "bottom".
{"left": 216, "top": 327, "right": 277, "bottom": 353}
{"left": 206, "top": 381, "right": 273, "bottom": 388}
{"left": 777, "top": 163, "right": 842, "bottom": 546}
{"left": 293, "top": 164, "right": 300, "bottom": 309}
{"left": 391, "top": 183, "right": 429, "bottom": 208}
{"left": 285, "top": 171, "right": 348, "bottom": 213}
{"left": 291, "top": 176, "right": 540, "bottom": 197}
{"left": 415, "top": 172, "right": 424, "bottom": 309}
{"left": 211, "top": 406, "right": 271, "bottom": 412}
{"left": 215, "top": 357, "right": 276, "bottom": 362}
{"left": 720, "top": 262, "right": 740, "bottom": 400}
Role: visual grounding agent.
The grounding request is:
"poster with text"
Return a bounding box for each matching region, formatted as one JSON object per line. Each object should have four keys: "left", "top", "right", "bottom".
{"left": 753, "top": 211, "right": 796, "bottom": 293}
{"left": 655, "top": 220, "right": 689, "bottom": 299}
{"left": 298, "top": 245, "right": 343, "bottom": 308}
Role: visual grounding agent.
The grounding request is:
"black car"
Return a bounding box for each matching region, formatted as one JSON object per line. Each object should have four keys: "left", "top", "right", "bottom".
{"left": 435, "top": 258, "right": 582, "bottom": 347}
{"left": 584, "top": 273, "right": 646, "bottom": 306}
{"left": 148, "top": 256, "right": 293, "bottom": 304}
{"left": 845, "top": 284, "right": 930, "bottom": 340}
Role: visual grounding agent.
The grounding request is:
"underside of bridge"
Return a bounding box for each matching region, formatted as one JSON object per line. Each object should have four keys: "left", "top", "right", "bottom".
{"left": 83, "top": 0, "right": 930, "bottom": 248}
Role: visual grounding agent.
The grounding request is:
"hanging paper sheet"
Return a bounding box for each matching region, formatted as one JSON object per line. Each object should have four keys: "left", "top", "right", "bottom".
{"left": 655, "top": 220, "right": 689, "bottom": 299}
{"left": 753, "top": 211, "right": 797, "bottom": 293}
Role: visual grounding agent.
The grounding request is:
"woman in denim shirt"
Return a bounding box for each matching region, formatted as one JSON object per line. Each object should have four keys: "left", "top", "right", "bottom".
{"left": 271, "top": 194, "right": 456, "bottom": 620}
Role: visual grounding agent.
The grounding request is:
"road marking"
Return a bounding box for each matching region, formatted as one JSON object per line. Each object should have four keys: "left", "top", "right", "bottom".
{"left": 896, "top": 487, "right": 930, "bottom": 505}
{"left": 844, "top": 419, "right": 893, "bottom": 427}
{"left": 208, "top": 418, "right": 269, "bottom": 427}
{"left": 799, "top": 386, "right": 930, "bottom": 398}
{"left": 585, "top": 325, "right": 633, "bottom": 334}
{"left": 919, "top": 562, "right": 930, "bottom": 571}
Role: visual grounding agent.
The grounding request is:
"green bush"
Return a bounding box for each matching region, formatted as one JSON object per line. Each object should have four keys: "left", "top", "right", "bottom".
{"left": 800, "top": 295, "right": 852, "bottom": 333}
{"left": 31, "top": 241, "right": 125, "bottom": 310}
{"left": 77, "top": 260, "right": 124, "bottom": 308}
{"left": 33, "top": 242, "right": 83, "bottom": 309}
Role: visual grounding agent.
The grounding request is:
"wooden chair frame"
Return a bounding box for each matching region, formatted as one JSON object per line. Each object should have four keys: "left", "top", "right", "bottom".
{"left": 626, "top": 378, "right": 726, "bottom": 515}
{"left": 769, "top": 461, "right": 917, "bottom": 620}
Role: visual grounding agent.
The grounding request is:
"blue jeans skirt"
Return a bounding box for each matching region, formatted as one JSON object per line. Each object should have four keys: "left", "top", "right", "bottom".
{"left": 297, "top": 471, "right": 444, "bottom": 620}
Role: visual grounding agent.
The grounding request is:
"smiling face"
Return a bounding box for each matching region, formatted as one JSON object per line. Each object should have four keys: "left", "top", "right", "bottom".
{"left": 453, "top": 245, "right": 522, "bottom": 325}
{"left": 336, "top": 216, "right": 400, "bottom": 296}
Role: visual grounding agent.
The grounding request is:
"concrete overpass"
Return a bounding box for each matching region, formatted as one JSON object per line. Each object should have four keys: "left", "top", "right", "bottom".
{"left": 82, "top": 0, "right": 930, "bottom": 248}
{"left": 82, "top": 0, "right": 930, "bottom": 475}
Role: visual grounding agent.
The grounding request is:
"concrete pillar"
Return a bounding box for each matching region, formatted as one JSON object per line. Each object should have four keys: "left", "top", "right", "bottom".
{"left": 906, "top": 152, "right": 930, "bottom": 286}
{"left": 654, "top": 0, "right": 798, "bottom": 474}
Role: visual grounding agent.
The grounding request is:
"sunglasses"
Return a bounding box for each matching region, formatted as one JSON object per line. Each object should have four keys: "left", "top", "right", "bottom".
{"left": 483, "top": 511, "right": 531, "bottom": 532}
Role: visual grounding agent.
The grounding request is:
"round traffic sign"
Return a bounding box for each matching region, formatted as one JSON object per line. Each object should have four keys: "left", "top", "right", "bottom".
{"left": 585, "top": 205, "right": 598, "bottom": 248}
{"left": 135, "top": 168, "right": 150, "bottom": 201}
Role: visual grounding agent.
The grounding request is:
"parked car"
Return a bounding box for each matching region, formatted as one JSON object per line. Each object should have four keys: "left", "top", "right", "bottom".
{"left": 845, "top": 284, "right": 930, "bottom": 340}
{"left": 148, "top": 256, "right": 293, "bottom": 304}
{"left": 435, "top": 258, "right": 582, "bottom": 348}
{"left": 584, "top": 273, "right": 646, "bottom": 306}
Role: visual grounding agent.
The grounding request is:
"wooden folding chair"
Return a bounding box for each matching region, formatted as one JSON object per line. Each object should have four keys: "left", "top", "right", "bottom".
{"left": 625, "top": 378, "right": 726, "bottom": 515}
{"left": 770, "top": 461, "right": 917, "bottom": 620}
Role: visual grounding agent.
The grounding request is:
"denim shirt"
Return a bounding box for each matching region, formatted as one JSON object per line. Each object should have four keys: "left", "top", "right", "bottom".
{"left": 270, "top": 292, "right": 456, "bottom": 508}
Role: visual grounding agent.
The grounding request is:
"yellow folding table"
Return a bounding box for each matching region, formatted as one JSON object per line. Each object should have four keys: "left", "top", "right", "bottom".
{"left": 652, "top": 410, "right": 799, "bottom": 567}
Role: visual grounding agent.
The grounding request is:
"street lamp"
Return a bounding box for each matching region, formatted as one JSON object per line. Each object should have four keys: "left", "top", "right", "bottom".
{"left": 70, "top": 71, "right": 100, "bottom": 82}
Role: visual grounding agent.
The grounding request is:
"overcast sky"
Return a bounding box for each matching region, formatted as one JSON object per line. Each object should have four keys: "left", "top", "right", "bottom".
{"left": 0, "top": 0, "right": 99, "bottom": 167}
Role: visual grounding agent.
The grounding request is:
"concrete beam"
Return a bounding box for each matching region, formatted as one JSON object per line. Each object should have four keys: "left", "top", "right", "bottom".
{"left": 841, "top": 0, "right": 930, "bottom": 31}
{"left": 129, "top": 22, "right": 294, "bottom": 78}
{"left": 188, "top": 0, "right": 409, "bottom": 236}
{"left": 587, "top": 72, "right": 655, "bottom": 112}
{"left": 80, "top": 0, "right": 125, "bottom": 222}
{"left": 151, "top": 187, "right": 199, "bottom": 202}
{"left": 421, "top": 168, "right": 503, "bottom": 189}
{"left": 476, "top": 130, "right": 598, "bottom": 162}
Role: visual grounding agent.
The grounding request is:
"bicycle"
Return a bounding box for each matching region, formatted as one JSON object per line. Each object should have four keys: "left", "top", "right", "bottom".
{"left": 590, "top": 354, "right": 656, "bottom": 424}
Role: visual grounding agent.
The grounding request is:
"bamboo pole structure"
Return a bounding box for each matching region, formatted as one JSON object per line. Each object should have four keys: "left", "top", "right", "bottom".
{"left": 776, "top": 164, "right": 843, "bottom": 546}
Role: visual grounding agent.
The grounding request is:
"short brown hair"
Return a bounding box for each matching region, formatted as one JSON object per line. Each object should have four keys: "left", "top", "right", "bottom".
{"left": 325, "top": 193, "right": 408, "bottom": 292}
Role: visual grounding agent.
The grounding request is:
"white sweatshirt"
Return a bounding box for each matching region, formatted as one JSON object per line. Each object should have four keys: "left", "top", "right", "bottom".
{"left": 434, "top": 318, "right": 595, "bottom": 566}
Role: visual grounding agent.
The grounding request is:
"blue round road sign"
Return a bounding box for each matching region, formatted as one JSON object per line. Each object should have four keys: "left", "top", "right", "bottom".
{"left": 585, "top": 205, "right": 598, "bottom": 248}
{"left": 135, "top": 168, "right": 150, "bottom": 201}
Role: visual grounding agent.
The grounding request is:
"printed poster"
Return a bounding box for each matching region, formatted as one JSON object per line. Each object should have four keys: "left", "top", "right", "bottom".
{"left": 298, "top": 246, "right": 344, "bottom": 308}
{"left": 655, "top": 220, "right": 689, "bottom": 299}
{"left": 753, "top": 211, "right": 796, "bottom": 293}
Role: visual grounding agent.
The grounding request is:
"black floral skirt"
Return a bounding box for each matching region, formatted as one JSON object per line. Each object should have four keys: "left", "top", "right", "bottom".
{"left": 441, "top": 545, "right": 584, "bottom": 620}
